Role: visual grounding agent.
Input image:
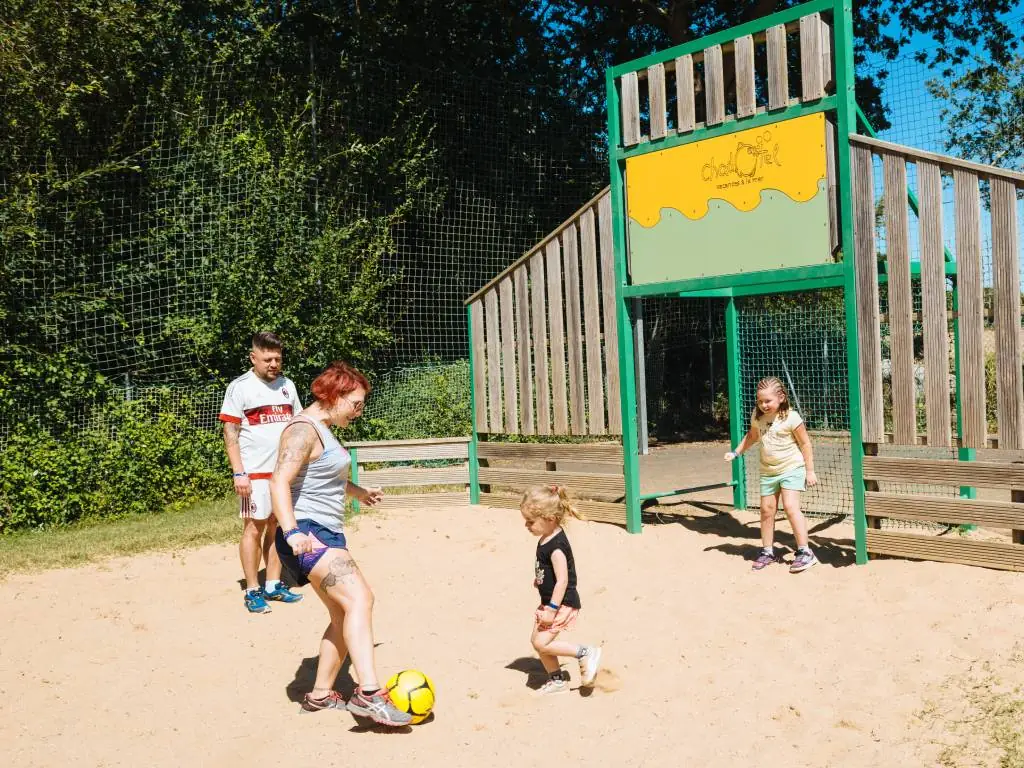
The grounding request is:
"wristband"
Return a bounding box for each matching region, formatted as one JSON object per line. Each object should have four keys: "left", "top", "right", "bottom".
{"left": 283, "top": 527, "right": 302, "bottom": 539}
{"left": 546, "top": 602, "right": 559, "bottom": 611}
{"left": 232, "top": 472, "right": 248, "bottom": 477}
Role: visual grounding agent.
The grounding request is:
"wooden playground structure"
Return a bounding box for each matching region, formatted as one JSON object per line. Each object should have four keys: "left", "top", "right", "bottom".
{"left": 457, "top": 0, "right": 1024, "bottom": 572}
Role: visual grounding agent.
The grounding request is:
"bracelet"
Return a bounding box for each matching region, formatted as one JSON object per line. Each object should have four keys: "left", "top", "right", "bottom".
{"left": 283, "top": 528, "right": 302, "bottom": 539}
{"left": 546, "top": 602, "right": 560, "bottom": 611}
{"left": 232, "top": 472, "right": 248, "bottom": 477}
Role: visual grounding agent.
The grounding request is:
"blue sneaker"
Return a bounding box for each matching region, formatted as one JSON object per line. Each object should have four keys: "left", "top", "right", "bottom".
{"left": 244, "top": 588, "right": 271, "bottom": 614}
{"left": 264, "top": 583, "right": 303, "bottom": 603}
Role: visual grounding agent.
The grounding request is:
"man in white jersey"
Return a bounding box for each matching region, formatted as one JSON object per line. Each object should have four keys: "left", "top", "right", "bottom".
{"left": 220, "top": 332, "right": 305, "bottom": 613}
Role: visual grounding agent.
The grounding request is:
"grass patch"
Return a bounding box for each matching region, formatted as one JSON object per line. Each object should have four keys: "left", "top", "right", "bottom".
{"left": 917, "top": 646, "right": 1024, "bottom": 768}
{"left": 0, "top": 497, "right": 241, "bottom": 579}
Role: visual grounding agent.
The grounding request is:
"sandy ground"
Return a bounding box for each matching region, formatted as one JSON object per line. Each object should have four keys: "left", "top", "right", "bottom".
{"left": 2, "top": 489, "right": 1023, "bottom": 767}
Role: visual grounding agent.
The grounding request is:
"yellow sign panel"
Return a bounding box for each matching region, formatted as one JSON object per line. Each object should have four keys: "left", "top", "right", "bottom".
{"left": 626, "top": 112, "right": 827, "bottom": 226}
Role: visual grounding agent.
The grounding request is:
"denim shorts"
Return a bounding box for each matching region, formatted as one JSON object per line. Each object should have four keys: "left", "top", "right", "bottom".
{"left": 759, "top": 466, "right": 807, "bottom": 497}
{"left": 275, "top": 518, "right": 347, "bottom": 587}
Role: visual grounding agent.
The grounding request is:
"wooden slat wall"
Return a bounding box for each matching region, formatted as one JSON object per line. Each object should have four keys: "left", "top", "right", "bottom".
{"left": 883, "top": 152, "right": 916, "bottom": 444}
{"left": 917, "top": 160, "right": 951, "bottom": 447}
{"left": 799, "top": 13, "right": 824, "bottom": 100}
{"left": 479, "top": 492, "right": 626, "bottom": 525}
{"left": 991, "top": 178, "right": 1023, "bottom": 450}
{"left": 530, "top": 251, "right": 551, "bottom": 435}
{"left": 647, "top": 63, "right": 667, "bottom": 139}
{"left": 499, "top": 276, "right": 519, "bottom": 431}
{"left": 766, "top": 24, "right": 788, "bottom": 111}
{"left": 675, "top": 55, "right": 695, "bottom": 132}
{"left": 484, "top": 289, "right": 502, "bottom": 432}
{"left": 621, "top": 72, "right": 641, "bottom": 147}
{"left": 734, "top": 35, "right": 755, "bottom": 118}
{"left": 852, "top": 144, "right": 884, "bottom": 442}
{"left": 580, "top": 207, "right": 606, "bottom": 434}
{"left": 514, "top": 265, "right": 534, "bottom": 435}
{"left": 954, "top": 169, "right": 986, "bottom": 448}
{"left": 704, "top": 45, "right": 725, "bottom": 126}
{"left": 562, "top": 224, "right": 586, "bottom": 435}
{"left": 546, "top": 238, "right": 570, "bottom": 433}
{"left": 599, "top": 193, "right": 623, "bottom": 433}
{"left": 469, "top": 300, "right": 488, "bottom": 431}
{"left": 819, "top": 15, "right": 833, "bottom": 91}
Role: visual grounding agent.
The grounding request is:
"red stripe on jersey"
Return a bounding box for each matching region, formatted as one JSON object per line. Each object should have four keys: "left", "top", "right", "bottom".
{"left": 243, "top": 404, "right": 294, "bottom": 426}
{"left": 249, "top": 472, "right": 273, "bottom": 480}
{"left": 219, "top": 414, "right": 242, "bottom": 424}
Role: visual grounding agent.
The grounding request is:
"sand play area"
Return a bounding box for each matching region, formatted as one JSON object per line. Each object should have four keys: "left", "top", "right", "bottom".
{"left": 1, "top": 493, "right": 1023, "bottom": 767}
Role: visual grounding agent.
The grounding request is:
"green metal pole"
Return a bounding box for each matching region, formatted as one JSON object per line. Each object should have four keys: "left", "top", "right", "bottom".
{"left": 834, "top": 0, "right": 869, "bottom": 565}
{"left": 606, "top": 68, "right": 643, "bottom": 533}
{"left": 466, "top": 306, "right": 481, "bottom": 504}
{"left": 349, "top": 446, "right": 360, "bottom": 515}
{"left": 725, "top": 296, "right": 747, "bottom": 510}
{"left": 951, "top": 284, "right": 977, "bottom": 502}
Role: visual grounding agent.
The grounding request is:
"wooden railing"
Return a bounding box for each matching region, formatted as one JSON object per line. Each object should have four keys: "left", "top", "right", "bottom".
{"left": 465, "top": 187, "right": 622, "bottom": 437}
{"left": 347, "top": 437, "right": 470, "bottom": 510}
{"left": 613, "top": 6, "right": 834, "bottom": 150}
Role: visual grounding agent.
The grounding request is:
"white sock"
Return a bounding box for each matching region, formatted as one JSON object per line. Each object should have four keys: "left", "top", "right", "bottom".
{"left": 265, "top": 579, "right": 280, "bottom": 593}
{"left": 246, "top": 586, "right": 260, "bottom": 594}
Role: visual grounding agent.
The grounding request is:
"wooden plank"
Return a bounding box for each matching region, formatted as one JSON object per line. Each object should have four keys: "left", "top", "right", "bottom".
{"left": 863, "top": 442, "right": 882, "bottom": 531}
{"left": 478, "top": 492, "right": 626, "bottom": 525}
{"left": 352, "top": 444, "right": 470, "bottom": 462}
{"left": 347, "top": 436, "right": 470, "bottom": 448}
{"left": 598, "top": 191, "right": 622, "bottom": 433}
{"left": 800, "top": 13, "right": 824, "bottom": 101}
{"left": 675, "top": 54, "right": 696, "bottom": 132}
{"left": 883, "top": 152, "right": 916, "bottom": 444}
{"left": 865, "top": 529, "right": 1024, "bottom": 572}
{"left": 530, "top": 251, "right": 551, "bottom": 435}
{"left": 469, "top": 300, "right": 488, "bottom": 432}
{"left": 499, "top": 276, "right": 519, "bottom": 433}
{"left": 704, "top": 45, "right": 725, "bottom": 126}
{"left": 580, "top": 207, "right": 605, "bottom": 434}
{"left": 477, "top": 441, "right": 624, "bottom": 462}
{"left": 376, "top": 492, "right": 469, "bottom": 510}
{"left": 991, "top": 177, "right": 1023, "bottom": 450}
{"left": 620, "top": 72, "right": 641, "bottom": 146}
{"left": 852, "top": 145, "right": 883, "bottom": 443}
{"left": 359, "top": 466, "right": 469, "bottom": 488}
{"left": 917, "top": 160, "right": 951, "bottom": 447}
{"left": 514, "top": 265, "right": 534, "bottom": 435}
{"left": 849, "top": 134, "right": 1024, "bottom": 184}
{"left": 766, "top": 24, "right": 789, "bottom": 111}
{"left": 866, "top": 492, "right": 1024, "bottom": 528}
{"left": 863, "top": 456, "right": 1024, "bottom": 488}
{"left": 819, "top": 14, "right": 833, "bottom": 92}
{"left": 478, "top": 467, "right": 625, "bottom": 497}
{"left": 647, "top": 62, "right": 667, "bottom": 139}
{"left": 562, "top": 223, "right": 586, "bottom": 435}
{"left": 484, "top": 289, "right": 503, "bottom": 433}
{"left": 734, "top": 34, "right": 755, "bottom": 118}
{"left": 546, "top": 239, "right": 569, "bottom": 433}
{"left": 954, "top": 169, "right": 986, "bottom": 449}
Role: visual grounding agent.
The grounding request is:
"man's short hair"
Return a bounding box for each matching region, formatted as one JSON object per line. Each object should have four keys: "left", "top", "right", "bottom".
{"left": 251, "top": 332, "right": 283, "bottom": 352}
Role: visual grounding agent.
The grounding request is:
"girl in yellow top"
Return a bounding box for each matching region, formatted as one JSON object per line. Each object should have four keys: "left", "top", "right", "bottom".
{"left": 725, "top": 377, "right": 819, "bottom": 573}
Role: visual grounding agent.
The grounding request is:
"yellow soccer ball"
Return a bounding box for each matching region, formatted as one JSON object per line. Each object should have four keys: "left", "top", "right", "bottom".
{"left": 385, "top": 669, "right": 435, "bottom": 725}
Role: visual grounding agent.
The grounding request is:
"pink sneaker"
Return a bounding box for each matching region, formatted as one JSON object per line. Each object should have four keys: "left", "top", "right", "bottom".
{"left": 751, "top": 549, "right": 778, "bottom": 571}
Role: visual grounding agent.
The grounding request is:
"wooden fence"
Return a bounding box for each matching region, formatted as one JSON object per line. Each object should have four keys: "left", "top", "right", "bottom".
{"left": 347, "top": 437, "right": 470, "bottom": 511}
{"left": 614, "top": 10, "right": 833, "bottom": 149}
{"left": 465, "top": 187, "right": 622, "bottom": 437}
{"left": 851, "top": 134, "right": 1024, "bottom": 570}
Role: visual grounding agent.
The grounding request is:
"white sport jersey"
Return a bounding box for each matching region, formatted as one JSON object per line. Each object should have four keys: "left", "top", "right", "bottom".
{"left": 219, "top": 370, "right": 304, "bottom": 478}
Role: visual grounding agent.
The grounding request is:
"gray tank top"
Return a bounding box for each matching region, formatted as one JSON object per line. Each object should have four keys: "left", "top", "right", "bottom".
{"left": 289, "top": 415, "right": 350, "bottom": 532}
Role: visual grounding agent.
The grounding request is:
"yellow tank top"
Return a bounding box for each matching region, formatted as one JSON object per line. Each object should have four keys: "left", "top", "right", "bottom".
{"left": 752, "top": 410, "right": 805, "bottom": 476}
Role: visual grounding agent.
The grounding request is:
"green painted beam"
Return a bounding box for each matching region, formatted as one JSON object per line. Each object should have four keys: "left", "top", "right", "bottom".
{"left": 608, "top": 0, "right": 833, "bottom": 77}
{"left": 465, "top": 305, "right": 480, "bottom": 505}
{"left": 623, "top": 263, "right": 845, "bottom": 298}
{"left": 834, "top": 0, "right": 869, "bottom": 565}
{"left": 726, "top": 297, "right": 747, "bottom": 510}
{"left": 349, "top": 447, "right": 360, "bottom": 515}
{"left": 606, "top": 68, "right": 644, "bottom": 534}
{"left": 615, "top": 97, "right": 838, "bottom": 160}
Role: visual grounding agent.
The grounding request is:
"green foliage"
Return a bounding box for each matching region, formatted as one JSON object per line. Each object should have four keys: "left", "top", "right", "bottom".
{"left": 0, "top": 394, "right": 228, "bottom": 532}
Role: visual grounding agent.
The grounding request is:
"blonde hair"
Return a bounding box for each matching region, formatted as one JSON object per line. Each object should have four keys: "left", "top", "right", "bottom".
{"left": 520, "top": 485, "right": 585, "bottom": 524}
{"left": 751, "top": 376, "right": 792, "bottom": 423}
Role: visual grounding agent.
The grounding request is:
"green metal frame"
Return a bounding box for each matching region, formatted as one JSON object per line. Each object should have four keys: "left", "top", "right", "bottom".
{"left": 349, "top": 447, "right": 360, "bottom": 515}
{"left": 726, "top": 297, "right": 747, "bottom": 510}
{"left": 466, "top": 306, "right": 481, "bottom": 504}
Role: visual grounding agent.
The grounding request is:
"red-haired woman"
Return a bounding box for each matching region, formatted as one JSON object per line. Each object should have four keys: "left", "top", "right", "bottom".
{"left": 270, "top": 361, "right": 411, "bottom": 726}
